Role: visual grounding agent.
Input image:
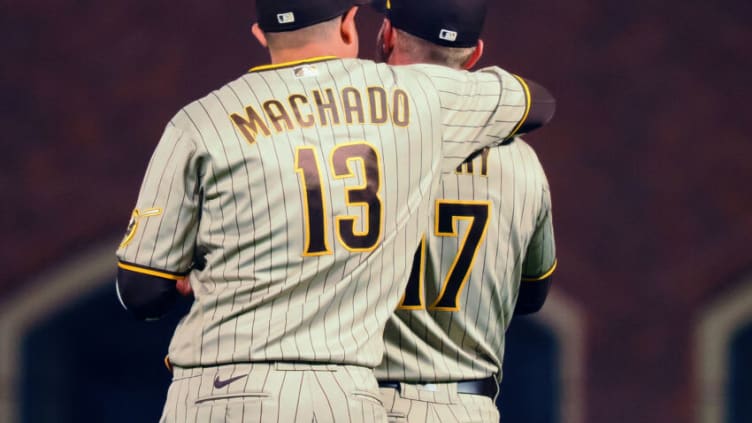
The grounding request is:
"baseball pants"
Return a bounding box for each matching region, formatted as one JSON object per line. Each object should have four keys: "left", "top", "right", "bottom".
{"left": 160, "top": 362, "right": 387, "bottom": 423}
{"left": 378, "top": 382, "right": 499, "bottom": 423}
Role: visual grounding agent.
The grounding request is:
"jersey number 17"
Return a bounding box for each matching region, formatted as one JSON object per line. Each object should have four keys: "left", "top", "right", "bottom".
{"left": 400, "top": 200, "right": 491, "bottom": 312}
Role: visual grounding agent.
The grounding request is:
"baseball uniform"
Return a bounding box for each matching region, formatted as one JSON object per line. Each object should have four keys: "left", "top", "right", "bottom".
{"left": 369, "top": 0, "right": 558, "bottom": 422}
{"left": 117, "top": 55, "right": 533, "bottom": 421}
{"left": 115, "top": 0, "right": 557, "bottom": 416}
{"left": 374, "top": 139, "right": 556, "bottom": 422}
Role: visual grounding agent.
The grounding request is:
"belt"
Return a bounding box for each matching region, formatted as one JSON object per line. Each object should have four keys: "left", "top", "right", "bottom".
{"left": 378, "top": 377, "right": 498, "bottom": 399}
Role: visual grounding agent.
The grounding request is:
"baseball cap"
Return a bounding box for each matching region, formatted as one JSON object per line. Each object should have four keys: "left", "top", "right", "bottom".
{"left": 256, "top": 0, "right": 369, "bottom": 32}
{"left": 373, "top": 0, "right": 487, "bottom": 48}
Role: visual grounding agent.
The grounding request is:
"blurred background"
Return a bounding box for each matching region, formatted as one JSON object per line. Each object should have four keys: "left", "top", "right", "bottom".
{"left": 1, "top": 1, "right": 750, "bottom": 422}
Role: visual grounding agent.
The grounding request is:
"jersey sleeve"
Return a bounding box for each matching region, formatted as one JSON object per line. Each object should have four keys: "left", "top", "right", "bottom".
{"left": 116, "top": 120, "right": 203, "bottom": 279}
{"left": 521, "top": 175, "right": 557, "bottom": 281}
{"left": 411, "top": 64, "right": 532, "bottom": 172}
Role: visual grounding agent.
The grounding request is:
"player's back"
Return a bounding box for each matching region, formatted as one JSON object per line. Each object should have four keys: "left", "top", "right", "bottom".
{"left": 375, "top": 138, "right": 556, "bottom": 382}
{"left": 148, "top": 58, "right": 529, "bottom": 368}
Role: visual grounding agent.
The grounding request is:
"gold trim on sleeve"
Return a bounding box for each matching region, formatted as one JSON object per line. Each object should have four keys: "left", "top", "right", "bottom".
{"left": 522, "top": 259, "right": 558, "bottom": 282}
{"left": 117, "top": 262, "right": 184, "bottom": 281}
{"left": 508, "top": 74, "right": 532, "bottom": 137}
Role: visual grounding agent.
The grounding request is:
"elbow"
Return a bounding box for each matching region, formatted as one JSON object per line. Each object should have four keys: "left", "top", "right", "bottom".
{"left": 514, "top": 298, "right": 546, "bottom": 315}
{"left": 514, "top": 276, "right": 553, "bottom": 316}
{"left": 516, "top": 79, "right": 556, "bottom": 135}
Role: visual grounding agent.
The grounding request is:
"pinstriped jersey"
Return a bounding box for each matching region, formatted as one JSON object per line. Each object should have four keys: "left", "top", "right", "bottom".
{"left": 116, "top": 57, "right": 531, "bottom": 368}
{"left": 374, "top": 138, "right": 556, "bottom": 382}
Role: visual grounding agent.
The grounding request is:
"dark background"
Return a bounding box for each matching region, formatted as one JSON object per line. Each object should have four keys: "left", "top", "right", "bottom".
{"left": 2, "top": 1, "right": 751, "bottom": 422}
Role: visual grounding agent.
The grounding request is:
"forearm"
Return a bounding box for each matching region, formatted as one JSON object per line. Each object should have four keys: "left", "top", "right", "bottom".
{"left": 514, "top": 276, "right": 552, "bottom": 315}
{"left": 116, "top": 267, "right": 179, "bottom": 320}
{"left": 512, "top": 78, "right": 556, "bottom": 136}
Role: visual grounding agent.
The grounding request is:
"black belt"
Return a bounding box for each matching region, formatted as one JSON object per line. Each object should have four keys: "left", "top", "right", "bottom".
{"left": 378, "top": 377, "right": 498, "bottom": 399}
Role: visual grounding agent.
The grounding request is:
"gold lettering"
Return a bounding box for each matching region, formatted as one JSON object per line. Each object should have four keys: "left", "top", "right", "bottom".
{"left": 392, "top": 89, "right": 409, "bottom": 127}
{"left": 230, "top": 105, "right": 271, "bottom": 145}
{"left": 342, "top": 87, "right": 365, "bottom": 125}
{"left": 313, "top": 89, "right": 341, "bottom": 126}
{"left": 289, "top": 94, "right": 315, "bottom": 127}
{"left": 456, "top": 160, "right": 473, "bottom": 174}
{"left": 263, "top": 99, "right": 295, "bottom": 133}
{"left": 479, "top": 147, "right": 489, "bottom": 176}
{"left": 456, "top": 147, "right": 490, "bottom": 176}
{"left": 367, "top": 87, "right": 388, "bottom": 124}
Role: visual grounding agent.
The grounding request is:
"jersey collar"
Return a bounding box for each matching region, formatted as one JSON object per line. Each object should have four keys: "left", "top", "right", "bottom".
{"left": 249, "top": 56, "right": 339, "bottom": 73}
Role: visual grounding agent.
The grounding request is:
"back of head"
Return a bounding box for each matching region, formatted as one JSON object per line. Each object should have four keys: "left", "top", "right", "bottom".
{"left": 374, "top": 0, "right": 488, "bottom": 68}
{"left": 376, "top": 0, "right": 487, "bottom": 48}
{"left": 254, "top": 0, "right": 368, "bottom": 55}
{"left": 256, "top": 0, "right": 359, "bottom": 33}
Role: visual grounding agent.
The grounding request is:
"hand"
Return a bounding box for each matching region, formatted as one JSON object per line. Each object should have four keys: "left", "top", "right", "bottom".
{"left": 176, "top": 277, "right": 194, "bottom": 297}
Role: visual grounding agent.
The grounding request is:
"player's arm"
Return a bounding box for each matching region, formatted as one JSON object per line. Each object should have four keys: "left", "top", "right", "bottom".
{"left": 116, "top": 267, "right": 181, "bottom": 320}
{"left": 468, "top": 68, "right": 556, "bottom": 140}
{"left": 515, "top": 78, "right": 556, "bottom": 135}
{"left": 115, "top": 118, "right": 203, "bottom": 319}
{"left": 413, "top": 64, "right": 555, "bottom": 171}
{"left": 515, "top": 175, "right": 557, "bottom": 315}
{"left": 116, "top": 245, "right": 202, "bottom": 320}
{"left": 516, "top": 262, "right": 556, "bottom": 315}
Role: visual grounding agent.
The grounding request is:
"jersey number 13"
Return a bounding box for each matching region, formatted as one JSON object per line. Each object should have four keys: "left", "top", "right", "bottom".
{"left": 295, "top": 141, "right": 383, "bottom": 256}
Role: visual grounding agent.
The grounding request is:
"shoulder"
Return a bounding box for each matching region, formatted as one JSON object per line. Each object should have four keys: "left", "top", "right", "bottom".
{"left": 507, "top": 137, "right": 537, "bottom": 156}
{"left": 497, "top": 137, "right": 550, "bottom": 183}
{"left": 166, "top": 72, "right": 252, "bottom": 138}
{"left": 402, "top": 63, "right": 469, "bottom": 85}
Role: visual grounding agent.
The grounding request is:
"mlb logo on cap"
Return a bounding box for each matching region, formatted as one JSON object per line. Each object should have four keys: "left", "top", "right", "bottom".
{"left": 438, "top": 29, "right": 458, "bottom": 42}
{"left": 277, "top": 12, "right": 296, "bottom": 24}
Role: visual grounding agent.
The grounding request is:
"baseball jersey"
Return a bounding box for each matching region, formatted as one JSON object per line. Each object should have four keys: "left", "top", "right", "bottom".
{"left": 374, "top": 138, "right": 556, "bottom": 382}
{"left": 116, "top": 57, "right": 531, "bottom": 369}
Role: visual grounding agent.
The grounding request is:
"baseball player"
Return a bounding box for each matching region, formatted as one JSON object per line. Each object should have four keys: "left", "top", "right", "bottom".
{"left": 371, "top": 1, "right": 557, "bottom": 422}
{"left": 114, "top": 0, "right": 555, "bottom": 421}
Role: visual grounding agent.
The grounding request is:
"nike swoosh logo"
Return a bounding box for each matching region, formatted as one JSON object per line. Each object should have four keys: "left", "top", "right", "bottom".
{"left": 213, "top": 374, "right": 247, "bottom": 389}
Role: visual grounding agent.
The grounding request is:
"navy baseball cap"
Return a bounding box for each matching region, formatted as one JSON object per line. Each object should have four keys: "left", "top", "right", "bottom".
{"left": 256, "top": 0, "right": 369, "bottom": 32}
{"left": 373, "top": 0, "right": 487, "bottom": 48}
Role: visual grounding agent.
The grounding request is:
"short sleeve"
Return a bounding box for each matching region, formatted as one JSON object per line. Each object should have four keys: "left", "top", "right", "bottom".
{"left": 521, "top": 174, "right": 557, "bottom": 280}
{"left": 116, "top": 122, "right": 202, "bottom": 279}
{"left": 410, "top": 64, "right": 529, "bottom": 172}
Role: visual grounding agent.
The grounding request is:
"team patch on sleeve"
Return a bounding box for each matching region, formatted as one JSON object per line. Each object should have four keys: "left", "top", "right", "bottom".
{"left": 119, "top": 207, "right": 163, "bottom": 248}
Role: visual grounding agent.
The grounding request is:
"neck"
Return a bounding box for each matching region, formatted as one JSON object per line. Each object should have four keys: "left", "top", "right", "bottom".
{"left": 386, "top": 49, "right": 413, "bottom": 66}
{"left": 270, "top": 46, "right": 345, "bottom": 64}
{"left": 387, "top": 50, "right": 453, "bottom": 68}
